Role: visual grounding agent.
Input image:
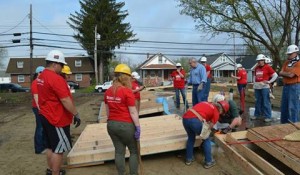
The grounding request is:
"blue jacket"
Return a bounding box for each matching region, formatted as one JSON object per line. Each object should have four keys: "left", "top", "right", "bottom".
{"left": 188, "top": 63, "right": 207, "bottom": 85}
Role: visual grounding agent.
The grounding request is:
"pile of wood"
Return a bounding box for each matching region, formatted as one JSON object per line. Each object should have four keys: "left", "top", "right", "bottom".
{"left": 215, "top": 123, "right": 300, "bottom": 175}
{"left": 67, "top": 114, "right": 202, "bottom": 167}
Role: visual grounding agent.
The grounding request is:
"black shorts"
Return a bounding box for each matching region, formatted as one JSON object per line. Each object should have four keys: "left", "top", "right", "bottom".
{"left": 40, "top": 115, "right": 72, "bottom": 153}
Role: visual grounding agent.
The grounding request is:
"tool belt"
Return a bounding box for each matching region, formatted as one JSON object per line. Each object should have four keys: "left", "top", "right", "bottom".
{"left": 188, "top": 108, "right": 211, "bottom": 139}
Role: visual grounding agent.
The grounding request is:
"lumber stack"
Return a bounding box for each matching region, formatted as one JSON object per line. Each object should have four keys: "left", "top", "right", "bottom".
{"left": 67, "top": 114, "right": 202, "bottom": 167}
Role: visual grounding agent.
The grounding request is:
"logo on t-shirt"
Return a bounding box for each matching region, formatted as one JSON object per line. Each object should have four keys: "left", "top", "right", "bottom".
{"left": 106, "top": 96, "right": 121, "bottom": 103}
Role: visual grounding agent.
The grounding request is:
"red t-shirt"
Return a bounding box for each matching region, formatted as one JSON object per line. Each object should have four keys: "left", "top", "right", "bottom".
{"left": 183, "top": 102, "right": 219, "bottom": 124}
{"left": 132, "top": 80, "right": 141, "bottom": 100}
{"left": 171, "top": 69, "right": 186, "bottom": 88}
{"left": 254, "top": 64, "right": 275, "bottom": 82}
{"left": 205, "top": 64, "right": 212, "bottom": 79}
{"left": 104, "top": 86, "right": 136, "bottom": 123}
{"left": 37, "top": 69, "right": 73, "bottom": 127}
{"left": 31, "top": 79, "right": 38, "bottom": 108}
{"left": 237, "top": 69, "right": 247, "bottom": 84}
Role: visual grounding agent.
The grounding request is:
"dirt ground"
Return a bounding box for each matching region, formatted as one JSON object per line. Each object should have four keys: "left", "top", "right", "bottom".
{"left": 0, "top": 91, "right": 263, "bottom": 175}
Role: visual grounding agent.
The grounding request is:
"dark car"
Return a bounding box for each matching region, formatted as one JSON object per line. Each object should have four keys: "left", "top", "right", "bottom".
{"left": 0, "top": 83, "right": 30, "bottom": 92}
{"left": 67, "top": 81, "right": 80, "bottom": 89}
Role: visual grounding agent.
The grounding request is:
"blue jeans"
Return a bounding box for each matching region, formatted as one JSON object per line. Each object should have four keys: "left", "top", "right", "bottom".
{"left": 201, "top": 78, "right": 211, "bottom": 101}
{"left": 175, "top": 88, "right": 189, "bottom": 108}
{"left": 192, "top": 84, "right": 205, "bottom": 106}
{"left": 254, "top": 88, "right": 271, "bottom": 118}
{"left": 182, "top": 118, "right": 212, "bottom": 163}
{"left": 32, "top": 107, "right": 46, "bottom": 153}
{"left": 281, "top": 84, "right": 300, "bottom": 123}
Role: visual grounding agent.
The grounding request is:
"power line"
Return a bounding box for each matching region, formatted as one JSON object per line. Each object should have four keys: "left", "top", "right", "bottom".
{"left": 0, "top": 15, "right": 29, "bottom": 34}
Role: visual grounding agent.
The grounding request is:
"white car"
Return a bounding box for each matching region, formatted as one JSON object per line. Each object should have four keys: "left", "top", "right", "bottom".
{"left": 95, "top": 81, "right": 113, "bottom": 93}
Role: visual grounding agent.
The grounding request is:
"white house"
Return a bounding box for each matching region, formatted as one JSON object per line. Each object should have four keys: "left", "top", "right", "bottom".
{"left": 0, "top": 70, "right": 11, "bottom": 83}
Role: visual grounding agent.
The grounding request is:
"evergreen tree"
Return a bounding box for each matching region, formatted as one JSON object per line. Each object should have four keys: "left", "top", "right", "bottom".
{"left": 68, "top": 0, "right": 136, "bottom": 83}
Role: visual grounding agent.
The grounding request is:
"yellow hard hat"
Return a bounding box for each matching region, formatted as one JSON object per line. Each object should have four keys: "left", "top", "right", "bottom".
{"left": 62, "top": 65, "right": 72, "bottom": 74}
{"left": 114, "top": 64, "right": 131, "bottom": 75}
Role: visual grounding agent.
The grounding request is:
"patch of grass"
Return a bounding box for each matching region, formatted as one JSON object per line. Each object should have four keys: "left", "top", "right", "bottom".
{"left": 76, "top": 85, "right": 96, "bottom": 93}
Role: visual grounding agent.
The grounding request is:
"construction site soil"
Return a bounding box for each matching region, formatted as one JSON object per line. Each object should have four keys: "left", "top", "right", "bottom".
{"left": 0, "top": 90, "right": 277, "bottom": 175}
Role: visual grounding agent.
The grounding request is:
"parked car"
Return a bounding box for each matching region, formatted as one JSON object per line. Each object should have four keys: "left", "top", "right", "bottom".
{"left": 67, "top": 81, "right": 80, "bottom": 89}
{"left": 95, "top": 81, "right": 113, "bottom": 93}
{"left": 0, "top": 83, "right": 30, "bottom": 92}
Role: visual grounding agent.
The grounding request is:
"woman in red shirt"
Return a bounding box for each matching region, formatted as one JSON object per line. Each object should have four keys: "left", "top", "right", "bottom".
{"left": 131, "top": 71, "right": 145, "bottom": 114}
{"left": 105, "top": 64, "right": 141, "bottom": 175}
{"left": 231, "top": 63, "right": 247, "bottom": 112}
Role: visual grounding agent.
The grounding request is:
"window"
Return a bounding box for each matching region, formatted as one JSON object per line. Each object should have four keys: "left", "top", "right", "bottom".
{"left": 158, "top": 55, "right": 162, "bottom": 64}
{"left": 221, "top": 56, "right": 227, "bottom": 62}
{"left": 75, "top": 60, "right": 82, "bottom": 67}
{"left": 17, "top": 61, "right": 24, "bottom": 68}
{"left": 18, "top": 75, "right": 25, "bottom": 82}
{"left": 75, "top": 74, "right": 82, "bottom": 81}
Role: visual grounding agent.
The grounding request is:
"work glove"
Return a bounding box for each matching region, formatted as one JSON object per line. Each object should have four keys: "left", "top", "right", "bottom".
{"left": 135, "top": 126, "right": 141, "bottom": 141}
{"left": 73, "top": 113, "right": 81, "bottom": 128}
{"left": 197, "top": 82, "right": 204, "bottom": 91}
{"left": 221, "top": 126, "right": 232, "bottom": 134}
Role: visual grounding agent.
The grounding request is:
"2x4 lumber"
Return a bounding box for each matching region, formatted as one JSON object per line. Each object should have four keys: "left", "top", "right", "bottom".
{"left": 225, "top": 133, "right": 284, "bottom": 175}
{"left": 247, "top": 130, "right": 300, "bottom": 174}
{"left": 214, "top": 134, "right": 264, "bottom": 175}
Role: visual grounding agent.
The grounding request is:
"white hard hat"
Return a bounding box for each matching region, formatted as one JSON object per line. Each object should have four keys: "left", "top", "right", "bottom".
{"left": 286, "top": 44, "right": 299, "bottom": 54}
{"left": 236, "top": 63, "right": 242, "bottom": 68}
{"left": 265, "top": 57, "right": 272, "bottom": 64}
{"left": 131, "top": 71, "right": 140, "bottom": 79}
{"left": 200, "top": 56, "right": 207, "bottom": 62}
{"left": 45, "top": 50, "right": 67, "bottom": 65}
{"left": 176, "top": 63, "right": 182, "bottom": 67}
{"left": 256, "top": 54, "right": 266, "bottom": 61}
{"left": 212, "top": 94, "right": 225, "bottom": 103}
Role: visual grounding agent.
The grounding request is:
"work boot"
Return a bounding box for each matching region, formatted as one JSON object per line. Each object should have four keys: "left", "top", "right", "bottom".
{"left": 264, "top": 118, "right": 272, "bottom": 122}
{"left": 185, "top": 157, "right": 195, "bottom": 166}
{"left": 46, "top": 169, "right": 66, "bottom": 175}
{"left": 204, "top": 160, "right": 216, "bottom": 169}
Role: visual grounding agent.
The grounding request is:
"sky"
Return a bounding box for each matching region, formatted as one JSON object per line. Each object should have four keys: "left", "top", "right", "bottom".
{"left": 0, "top": 0, "right": 242, "bottom": 68}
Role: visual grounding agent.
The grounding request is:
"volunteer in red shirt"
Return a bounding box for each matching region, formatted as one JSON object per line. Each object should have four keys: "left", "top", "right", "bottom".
{"left": 105, "top": 64, "right": 140, "bottom": 175}
{"left": 182, "top": 100, "right": 229, "bottom": 168}
{"left": 31, "top": 66, "right": 46, "bottom": 154}
{"left": 200, "top": 56, "right": 212, "bottom": 101}
{"left": 251, "top": 54, "right": 278, "bottom": 122}
{"left": 131, "top": 71, "right": 145, "bottom": 113}
{"left": 171, "top": 63, "right": 189, "bottom": 110}
{"left": 231, "top": 63, "right": 247, "bottom": 112}
{"left": 37, "top": 50, "right": 80, "bottom": 175}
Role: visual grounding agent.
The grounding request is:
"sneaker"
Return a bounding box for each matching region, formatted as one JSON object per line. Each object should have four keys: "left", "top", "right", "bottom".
{"left": 264, "top": 118, "right": 272, "bottom": 122}
{"left": 46, "top": 169, "right": 66, "bottom": 175}
{"left": 204, "top": 160, "right": 216, "bottom": 169}
{"left": 185, "top": 157, "right": 195, "bottom": 166}
{"left": 250, "top": 116, "right": 257, "bottom": 120}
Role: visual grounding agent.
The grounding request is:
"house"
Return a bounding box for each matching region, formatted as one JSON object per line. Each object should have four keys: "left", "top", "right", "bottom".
{"left": 0, "top": 70, "right": 11, "bottom": 83}
{"left": 6, "top": 56, "right": 94, "bottom": 88}
{"left": 236, "top": 55, "right": 257, "bottom": 83}
{"left": 137, "top": 53, "right": 176, "bottom": 87}
{"left": 205, "top": 53, "right": 236, "bottom": 82}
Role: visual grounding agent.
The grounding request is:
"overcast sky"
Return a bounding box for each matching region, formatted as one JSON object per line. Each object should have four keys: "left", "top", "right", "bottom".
{"left": 0, "top": 0, "right": 241, "bottom": 67}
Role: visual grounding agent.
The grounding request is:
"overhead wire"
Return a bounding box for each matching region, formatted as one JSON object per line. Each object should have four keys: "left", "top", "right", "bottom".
{"left": 0, "top": 14, "right": 29, "bottom": 34}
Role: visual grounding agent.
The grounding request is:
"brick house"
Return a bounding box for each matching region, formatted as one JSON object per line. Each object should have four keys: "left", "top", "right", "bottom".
{"left": 137, "top": 53, "right": 176, "bottom": 87}
{"left": 6, "top": 56, "right": 94, "bottom": 88}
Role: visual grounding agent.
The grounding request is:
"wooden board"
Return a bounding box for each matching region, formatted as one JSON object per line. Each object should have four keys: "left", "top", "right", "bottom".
{"left": 247, "top": 123, "right": 300, "bottom": 174}
{"left": 67, "top": 114, "right": 202, "bottom": 167}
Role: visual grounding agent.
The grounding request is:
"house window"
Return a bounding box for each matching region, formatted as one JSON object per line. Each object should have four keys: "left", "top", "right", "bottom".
{"left": 18, "top": 75, "right": 25, "bottom": 82}
{"left": 150, "top": 71, "right": 156, "bottom": 77}
{"left": 75, "top": 74, "right": 82, "bottom": 81}
{"left": 158, "top": 55, "right": 162, "bottom": 64}
{"left": 17, "top": 61, "right": 24, "bottom": 68}
{"left": 75, "top": 60, "right": 82, "bottom": 67}
{"left": 221, "top": 56, "right": 227, "bottom": 62}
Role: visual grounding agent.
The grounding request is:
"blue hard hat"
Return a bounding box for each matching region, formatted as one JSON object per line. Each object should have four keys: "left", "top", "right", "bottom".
{"left": 35, "top": 66, "right": 45, "bottom": 73}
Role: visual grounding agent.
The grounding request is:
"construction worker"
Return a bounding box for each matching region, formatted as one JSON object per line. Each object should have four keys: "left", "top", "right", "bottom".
{"left": 31, "top": 66, "right": 46, "bottom": 154}
{"left": 200, "top": 56, "right": 212, "bottom": 101}
{"left": 252, "top": 54, "right": 278, "bottom": 122}
{"left": 131, "top": 71, "right": 145, "bottom": 113}
{"left": 171, "top": 63, "right": 189, "bottom": 109}
{"left": 187, "top": 58, "right": 207, "bottom": 106}
{"left": 182, "top": 100, "right": 229, "bottom": 169}
{"left": 279, "top": 44, "right": 300, "bottom": 123}
{"left": 37, "top": 50, "right": 80, "bottom": 175}
{"left": 231, "top": 63, "right": 247, "bottom": 112}
{"left": 105, "top": 64, "right": 141, "bottom": 175}
{"left": 212, "top": 94, "right": 242, "bottom": 134}
{"left": 61, "top": 65, "right": 72, "bottom": 80}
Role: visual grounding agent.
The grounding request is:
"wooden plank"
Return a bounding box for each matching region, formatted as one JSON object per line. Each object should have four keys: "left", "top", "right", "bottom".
{"left": 247, "top": 124, "right": 300, "bottom": 174}
{"left": 214, "top": 134, "right": 264, "bottom": 175}
{"left": 225, "top": 133, "right": 284, "bottom": 175}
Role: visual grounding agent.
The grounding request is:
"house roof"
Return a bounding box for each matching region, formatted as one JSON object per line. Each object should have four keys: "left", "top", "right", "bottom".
{"left": 0, "top": 70, "right": 10, "bottom": 77}
{"left": 205, "top": 53, "right": 224, "bottom": 65}
{"left": 236, "top": 55, "right": 257, "bottom": 70}
{"left": 6, "top": 56, "right": 94, "bottom": 74}
{"left": 142, "top": 64, "right": 176, "bottom": 69}
{"left": 137, "top": 53, "right": 176, "bottom": 69}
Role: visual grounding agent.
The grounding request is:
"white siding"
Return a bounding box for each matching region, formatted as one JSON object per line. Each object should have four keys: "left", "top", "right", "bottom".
{"left": 144, "top": 55, "right": 174, "bottom": 67}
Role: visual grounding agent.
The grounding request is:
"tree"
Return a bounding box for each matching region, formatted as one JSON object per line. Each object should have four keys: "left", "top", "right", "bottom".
{"left": 178, "top": 0, "right": 300, "bottom": 69}
{"left": 68, "top": 0, "right": 136, "bottom": 83}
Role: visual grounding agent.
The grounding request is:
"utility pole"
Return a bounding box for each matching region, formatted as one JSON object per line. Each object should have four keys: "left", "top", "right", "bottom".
{"left": 94, "top": 25, "right": 98, "bottom": 85}
{"left": 29, "top": 4, "right": 33, "bottom": 84}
